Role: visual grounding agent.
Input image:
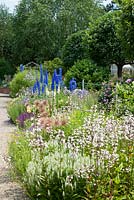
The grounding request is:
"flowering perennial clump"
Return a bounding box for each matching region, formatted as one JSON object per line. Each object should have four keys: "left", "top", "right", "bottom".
{"left": 18, "top": 105, "right": 134, "bottom": 199}
{"left": 17, "top": 112, "right": 34, "bottom": 127}
{"left": 30, "top": 99, "right": 68, "bottom": 131}
{"left": 8, "top": 69, "right": 134, "bottom": 199}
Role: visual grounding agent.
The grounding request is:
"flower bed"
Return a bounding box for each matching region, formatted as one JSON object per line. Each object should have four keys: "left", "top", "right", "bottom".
{"left": 8, "top": 68, "right": 134, "bottom": 199}
{"left": 9, "top": 108, "right": 134, "bottom": 199}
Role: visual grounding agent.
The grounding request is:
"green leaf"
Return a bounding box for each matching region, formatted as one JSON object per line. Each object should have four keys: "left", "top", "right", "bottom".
{"left": 114, "top": 174, "right": 120, "bottom": 184}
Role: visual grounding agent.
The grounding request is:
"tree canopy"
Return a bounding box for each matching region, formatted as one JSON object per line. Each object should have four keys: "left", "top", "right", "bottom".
{"left": 0, "top": 0, "right": 134, "bottom": 80}
{"left": 12, "top": 0, "right": 104, "bottom": 64}
{"left": 62, "top": 31, "right": 89, "bottom": 70}
{"left": 0, "top": 5, "right": 13, "bottom": 62}
{"left": 84, "top": 12, "right": 126, "bottom": 78}
{"left": 116, "top": 0, "right": 134, "bottom": 62}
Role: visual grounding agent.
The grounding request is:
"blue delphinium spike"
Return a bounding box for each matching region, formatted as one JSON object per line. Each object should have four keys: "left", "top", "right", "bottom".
{"left": 69, "top": 78, "right": 77, "bottom": 91}
{"left": 44, "top": 70, "right": 48, "bottom": 85}
{"left": 40, "top": 64, "right": 43, "bottom": 83}
{"left": 51, "top": 84, "right": 55, "bottom": 91}
{"left": 43, "top": 71, "right": 46, "bottom": 85}
{"left": 42, "top": 84, "right": 45, "bottom": 94}
{"left": 20, "top": 64, "right": 24, "bottom": 72}
{"left": 46, "top": 70, "right": 48, "bottom": 85}
{"left": 54, "top": 69, "right": 57, "bottom": 78}
{"left": 55, "top": 74, "right": 59, "bottom": 91}
{"left": 33, "top": 82, "right": 37, "bottom": 93}
{"left": 54, "top": 69, "right": 59, "bottom": 90}
{"left": 36, "top": 79, "right": 40, "bottom": 95}
{"left": 51, "top": 72, "right": 55, "bottom": 91}
{"left": 56, "top": 68, "right": 63, "bottom": 90}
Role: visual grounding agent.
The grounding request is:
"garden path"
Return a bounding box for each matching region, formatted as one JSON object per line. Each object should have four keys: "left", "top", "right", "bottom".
{"left": 0, "top": 94, "right": 30, "bottom": 200}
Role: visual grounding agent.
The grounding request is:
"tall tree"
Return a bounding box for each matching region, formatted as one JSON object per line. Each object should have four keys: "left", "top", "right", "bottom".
{"left": 85, "top": 12, "right": 126, "bottom": 78}
{"left": 116, "top": 0, "right": 134, "bottom": 62}
{"left": 62, "top": 31, "right": 89, "bottom": 69}
{"left": 12, "top": 0, "right": 33, "bottom": 64}
{"left": 12, "top": 0, "right": 105, "bottom": 65}
{"left": 0, "top": 5, "right": 13, "bottom": 61}
{"left": 24, "top": 1, "right": 57, "bottom": 62}
{"left": 55, "top": 0, "right": 104, "bottom": 54}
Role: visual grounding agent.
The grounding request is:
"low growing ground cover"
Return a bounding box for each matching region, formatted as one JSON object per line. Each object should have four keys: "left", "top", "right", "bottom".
{"left": 8, "top": 75, "right": 134, "bottom": 199}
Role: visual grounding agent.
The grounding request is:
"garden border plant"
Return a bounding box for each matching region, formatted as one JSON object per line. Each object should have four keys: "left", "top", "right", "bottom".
{"left": 8, "top": 66, "right": 134, "bottom": 200}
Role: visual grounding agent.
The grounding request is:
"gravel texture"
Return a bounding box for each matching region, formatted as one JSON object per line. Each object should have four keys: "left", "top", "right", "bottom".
{"left": 0, "top": 94, "right": 30, "bottom": 200}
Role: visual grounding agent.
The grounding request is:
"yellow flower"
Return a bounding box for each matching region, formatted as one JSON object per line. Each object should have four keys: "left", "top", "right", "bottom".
{"left": 27, "top": 105, "right": 31, "bottom": 113}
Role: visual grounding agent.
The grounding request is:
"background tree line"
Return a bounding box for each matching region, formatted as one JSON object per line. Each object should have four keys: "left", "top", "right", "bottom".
{"left": 0, "top": 0, "right": 134, "bottom": 81}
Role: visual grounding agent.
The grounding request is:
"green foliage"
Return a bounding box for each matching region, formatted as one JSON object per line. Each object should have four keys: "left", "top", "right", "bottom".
{"left": 65, "top": 59, "right": 110, "bottom": 90}
{"left": 0, "top": 5, "right": 14, "bottom": 62}
{"left": 0, "top": 58, "right": 14, "bottom": 81}
{"left": 98, "top": 78, "right": 134, "bottom": 115}
{"left": 7, "top": 97, "right": 26, "bottom": 123}
{"left": 9, "top": 108, "right": 134, "bottom": 199}
{"left": 9, "top": 132, "right": 32, "bottom": 178}
{"left": 98, "top": 81, "right": 115, "bottom": 111}
{"left": 24, "top": 150, "right": 87, "bottom": 199}
{"left": 122, "top": 68, "right": 134, "bottom": 82}
{"left": 9, "top": 70, "right": 35, "bottom": 97}
{"left": 61, "top": 109, "right": 89, "bottom": 138}
{"left": 84, "top": 12, "right": 126, "bottom": 78}
{"left": 54, "top": 91, "right": 70, "bottom": 109}
{"left": 84, "top": 145, "right": 134, "bottom": 199}
{"left": 116, "top": 0, "right": 134, "bottom": 61}
{"left": 44, "top": 57, "right": 64, "bottom": 74}
{"left": 62, "top": 31, "right": 88, "bottom": 69}
{"left": 116, "top": 79, "right": 134, "bottom": 115}
{"left": 12, "top": 0, "right": 104, "bottom": 65}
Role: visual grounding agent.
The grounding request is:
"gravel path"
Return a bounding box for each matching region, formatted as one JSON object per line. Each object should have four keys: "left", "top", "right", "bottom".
{"left": 0, "top": 94, "right": 30, "bottom": 200}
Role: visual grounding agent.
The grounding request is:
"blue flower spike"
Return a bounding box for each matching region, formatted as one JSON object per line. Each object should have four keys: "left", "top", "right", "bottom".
{"left": 69, "top": 78, "right": 77, "bottom": 91}
{"left": 40, "top": 64, "right": 43, "bottom": 83}
{"left": 20, "top": 64, "right": 24, "bottom": 72}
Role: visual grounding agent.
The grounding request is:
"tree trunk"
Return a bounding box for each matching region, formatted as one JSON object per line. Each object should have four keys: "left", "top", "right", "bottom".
{"left": 117, "top": 64, "right": 123, "bottom": 80}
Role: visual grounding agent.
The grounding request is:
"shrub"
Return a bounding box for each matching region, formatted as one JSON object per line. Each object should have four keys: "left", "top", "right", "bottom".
{"left": 98, "top": 81, "right": 115, "bottom": 111}
{"left": 7, "top": 98, "right": 26, "bottom": 123}
{"left": 98, "top": 78, "right": 134, "bottom": 115}
{"left": 61, "top": 31, "right": 88, "bottom": 70}
{"left": 65, "top": 59, "right": 110, "bottom": 90}
{"left": 9, "top": 70, "right": 35, "bottom": 97}
{"left": 116, "top": 79, "right": 134, "bottom": 115}
{"left": 44, "top": 57, "right": 64, "bottom": 75}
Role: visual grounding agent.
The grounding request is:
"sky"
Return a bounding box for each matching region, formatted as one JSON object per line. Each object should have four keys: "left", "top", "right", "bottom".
{"left": 0, "top": 0, "right": 111, "bottom": 13}
{"left": 0, "top": 0, "right": 20, "bottom": 12}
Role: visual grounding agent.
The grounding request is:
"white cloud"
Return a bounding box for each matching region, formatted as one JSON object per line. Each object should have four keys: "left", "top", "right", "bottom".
{"left": 0, "top": 0, "right": 20, "bottom": 12}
